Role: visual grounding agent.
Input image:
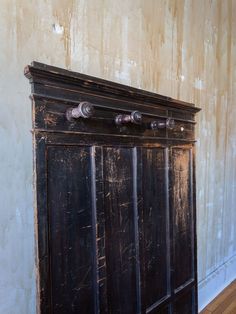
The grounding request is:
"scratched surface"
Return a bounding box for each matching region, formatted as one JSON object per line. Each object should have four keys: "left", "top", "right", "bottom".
{"left": 0, "top": 0, "right": 236, "bottom": 312}
{"left": 47, "top": 146, "right": 95, "bottom": 313}
{"left": 103, "top": 147, "right": 138, "bottom": 313}
{"left": 171, "top": 148, "right": 193, "bottom": 289}
{"left": 140, "top": 147, "right": 169, "bottom": 308}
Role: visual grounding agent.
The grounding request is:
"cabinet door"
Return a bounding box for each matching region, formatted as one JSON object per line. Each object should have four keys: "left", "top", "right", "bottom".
{"left": 36, "top": 136, "right": 196, "bottom": 314}
{"left": 38, "top": 142, "right": 142, "bottom": 314}
{"left": 45, "top": 145, "right": 98, "bottom": 313}
{"left": 102, "top": 146, "right": 172, "bottom": 313}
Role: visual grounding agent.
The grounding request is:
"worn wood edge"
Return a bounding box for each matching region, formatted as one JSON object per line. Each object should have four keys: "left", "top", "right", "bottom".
{"left": 32, "top": 128, "right": 197, "bottom": 143}
{"left": 24, "top": 61, "right": 201, "bottom": 113}
{"left": 32, "top": 131, "right": 41, "bottom": 314}
{"left": 192, "top": 146, "right": 199, "bottom": 313}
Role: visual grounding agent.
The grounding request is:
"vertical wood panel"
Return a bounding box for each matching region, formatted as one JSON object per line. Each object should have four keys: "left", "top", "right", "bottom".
{"left": 103, "top": 147, "right": 139, "bottom": 314}
{"left": 47, "top": 146, "right": 96, "bottom": 313}
{"left": 174, "top": 289, "right": 194, "bottom": 314}
{"left": 170, "top": 148, "right": 194, "bottom": 290}
{"left": 92, "top": 146, "right": 108, "bottom": 314}
{"left": 139, "top": 147, "right": 170, "bottom": 311}
{"left": 35, "top": 135, "right": 51, "bottom": 314}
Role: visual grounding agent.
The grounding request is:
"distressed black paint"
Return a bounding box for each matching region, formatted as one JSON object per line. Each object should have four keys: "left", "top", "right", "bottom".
{"left": 25, "top": 62, "right": 200, "bottom": 314}
{"left": 47, "top": 146, "right": 95, "bottom": 313}
{"left": 140, "top": 148, "right": 170, "bottom": 311}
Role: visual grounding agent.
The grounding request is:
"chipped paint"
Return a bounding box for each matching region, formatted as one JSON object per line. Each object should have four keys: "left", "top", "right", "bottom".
{"left": 0, "top": 0, "right": 235, "bottom": 312}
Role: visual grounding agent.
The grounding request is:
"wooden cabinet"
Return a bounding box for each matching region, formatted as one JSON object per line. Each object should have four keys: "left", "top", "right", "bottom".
{"left": 25, "top": 62, "right": 200, "bottom": 314}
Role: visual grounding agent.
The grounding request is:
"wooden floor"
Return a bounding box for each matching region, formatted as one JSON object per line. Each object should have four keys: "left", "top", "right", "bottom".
{"left": 201, "top": 280, "right": 236, "bottom": 314}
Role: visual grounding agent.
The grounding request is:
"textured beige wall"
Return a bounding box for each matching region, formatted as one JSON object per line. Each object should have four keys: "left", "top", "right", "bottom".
{"left": 0, "top": 0, "right": 235, "bottom": 312}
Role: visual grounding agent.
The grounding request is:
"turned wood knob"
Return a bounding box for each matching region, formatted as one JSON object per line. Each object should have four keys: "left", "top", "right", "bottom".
{"left": 115, "top": 111, "right": 142, "bottom": 125}
{"left": 150, "top": 118, "right": 175, "bottom": 130}
{"left": 166, "top": 118, "right": 175, "bottom": 129}
{"left": 66, "top": 102, "right": 94, "bottom": 121}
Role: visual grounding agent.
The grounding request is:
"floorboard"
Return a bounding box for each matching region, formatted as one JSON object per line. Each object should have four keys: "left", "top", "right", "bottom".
{"left": 200, "top": 280, "right": 236, "bottom": 314}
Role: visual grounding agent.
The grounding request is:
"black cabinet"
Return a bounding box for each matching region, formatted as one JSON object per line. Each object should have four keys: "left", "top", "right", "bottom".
{"left": 25, "top": 62, "right": 200, "bottom": 314}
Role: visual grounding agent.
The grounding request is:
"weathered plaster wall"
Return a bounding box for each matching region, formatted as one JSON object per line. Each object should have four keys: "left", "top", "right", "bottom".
{"left": 0, "top": 0, "right": 235, "bottom": 312}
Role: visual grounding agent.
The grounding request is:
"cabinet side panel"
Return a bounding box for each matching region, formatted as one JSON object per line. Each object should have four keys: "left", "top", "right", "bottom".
{"left": 103, "top": 147, "right": 138, "bottom": 314}
{"left": 34, "top": 134, "right": 51, "bottom": 314}
{"left": 47, "top": 146, "right": 96, "bottom": 313}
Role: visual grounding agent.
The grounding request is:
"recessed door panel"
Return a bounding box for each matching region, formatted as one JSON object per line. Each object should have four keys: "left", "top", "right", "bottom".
{"left": 170, "top": 148, "right": 194, "bottom": 290}
{"left": 139, "top": 148, "right": 170, "bottom": 311}
{"left": 103, "top": 147, "right": 139, "bottom": 314}
{"left": 40, "top": 143, "right": 196, "bottom": 314}
{"left": 47, "top": 146, "right": 96, "bottom": 313}
{"left": 174, "top": 289, "right": 194, "bottom": 314}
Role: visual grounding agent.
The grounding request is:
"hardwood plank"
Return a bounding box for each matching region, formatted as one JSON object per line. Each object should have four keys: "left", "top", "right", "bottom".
{"left": 200, "top": 309, "right": 212, "bottom": 314}
{"left": 200, "top": 280, "right": 236, "bottom": 314}
{"left": 222, "top": 298, "right": 236, "bottom": 314}
{"left": 208, "top": 281, "right": 236, "bottom": 312}
{"left": 213, "top": 290, "right": 236, "bottom": 314}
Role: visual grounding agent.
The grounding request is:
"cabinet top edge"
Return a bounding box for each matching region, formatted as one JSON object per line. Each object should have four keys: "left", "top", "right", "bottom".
{"left": 24, "top": 61, "right": 201, "bottom": 114}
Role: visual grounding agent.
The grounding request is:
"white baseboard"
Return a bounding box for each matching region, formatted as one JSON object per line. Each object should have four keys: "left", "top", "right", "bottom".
{"left": 198, "top": 254, "right": 236, "bottom": 312}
